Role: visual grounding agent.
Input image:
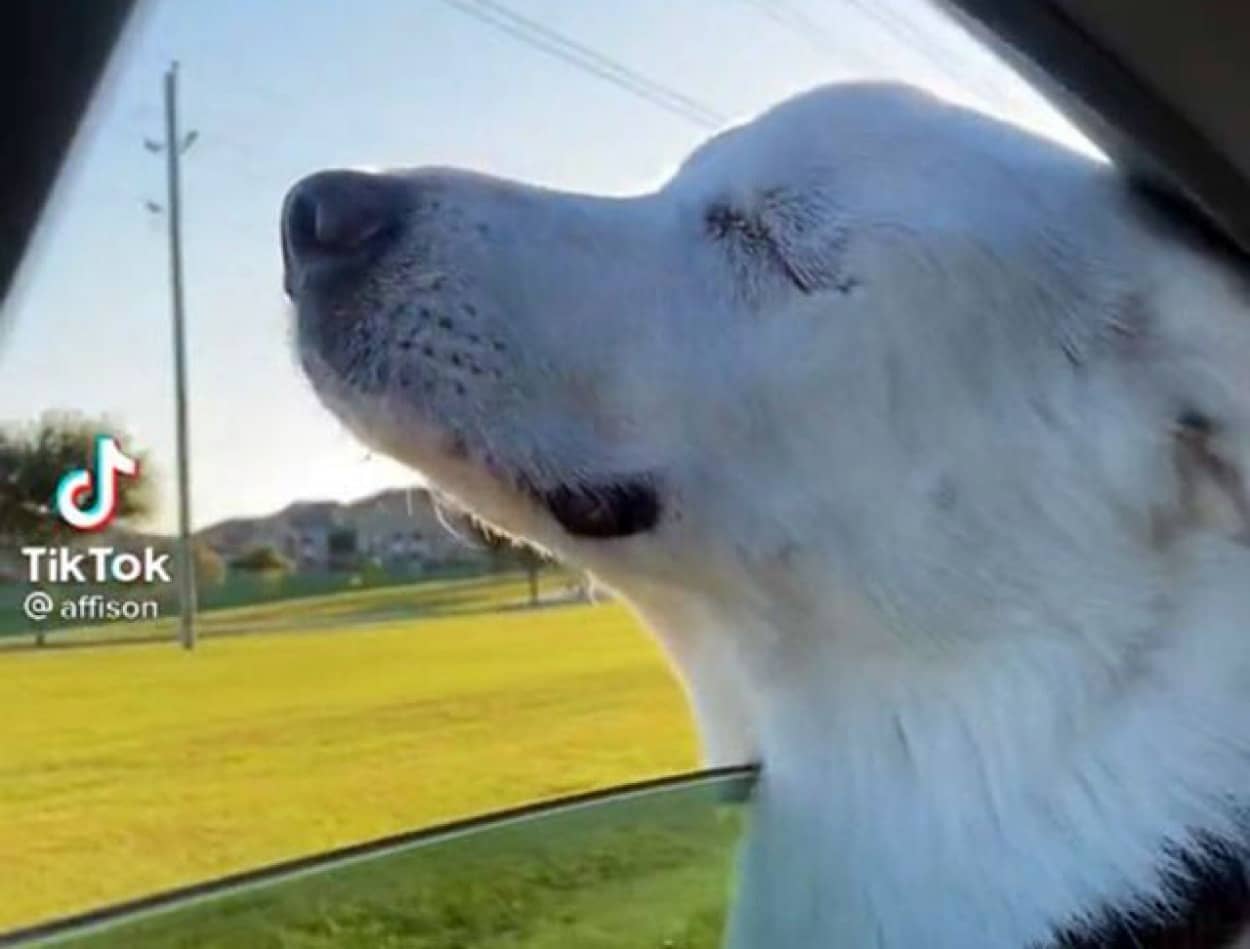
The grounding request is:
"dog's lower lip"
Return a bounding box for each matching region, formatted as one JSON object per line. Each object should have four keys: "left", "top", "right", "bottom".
{"left": 540, "top": 479, "right": 661, "bottom": 539}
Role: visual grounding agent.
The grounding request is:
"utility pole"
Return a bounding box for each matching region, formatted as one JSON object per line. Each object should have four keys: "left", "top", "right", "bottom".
{"left": 145, "top": 61, "right": 198, "bottom": 651}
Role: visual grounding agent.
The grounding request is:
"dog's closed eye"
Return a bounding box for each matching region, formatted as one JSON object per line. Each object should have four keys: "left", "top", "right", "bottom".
{"left": 704, "top": 201, "right": 824, "bottom": 294}
{"left": 1172, "top": 411, "right": 1250, "bottom": 544}
{"left": 704, "top": 203, "right": 767, "bottom": 242}
{"left": 704, "top": 191, "right": 855, "bottom": 297}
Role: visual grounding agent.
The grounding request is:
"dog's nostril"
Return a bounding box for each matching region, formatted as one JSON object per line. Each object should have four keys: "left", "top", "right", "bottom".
{"left": 281, "top": 170, "right": 404, "bottom": 290}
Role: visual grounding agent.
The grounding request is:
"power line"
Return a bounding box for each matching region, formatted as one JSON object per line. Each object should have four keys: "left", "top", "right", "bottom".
{"left": 437, "top": 0, "right": 726, "bottom": 129}
{"left": 738, "top": 0, "right": 1012, "bottom": 109}
{"left": 737, "top": 0, "right": 860, "bottom": 58}
{"left": 825, "top": 0, "right": 984, "bottom": 92}
{"left": 824, "top": 0, "right": 1026, "bottom": 107}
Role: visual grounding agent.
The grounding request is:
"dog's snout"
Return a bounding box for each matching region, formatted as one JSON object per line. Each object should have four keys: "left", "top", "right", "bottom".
{"left": 282, "top": 170, "right": 404, "bottom": 294}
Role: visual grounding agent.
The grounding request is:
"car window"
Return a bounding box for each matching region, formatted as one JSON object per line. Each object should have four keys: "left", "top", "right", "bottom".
{"left": 1, "top": 2, "right": 1101, "bottom": 947}
{"left": 16, "top": 769, "right": 754, "bottom": 949}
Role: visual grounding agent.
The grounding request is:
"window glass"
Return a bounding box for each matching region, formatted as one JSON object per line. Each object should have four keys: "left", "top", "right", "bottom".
{"left": 24, "top": 770, "right": 753, "bottom": 949}
{"left": 2, "top": 0, "right": 1084, "bottom": 941}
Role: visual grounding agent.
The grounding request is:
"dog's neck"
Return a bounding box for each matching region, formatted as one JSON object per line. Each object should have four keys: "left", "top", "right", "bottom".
{"left": 624, "top": 531, "right": 1250, "bottom": 949}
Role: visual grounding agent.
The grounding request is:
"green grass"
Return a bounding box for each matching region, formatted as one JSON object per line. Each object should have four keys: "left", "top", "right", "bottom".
{"left": 0, "top": 563, "right": 503, "bottom": 639}
{"left": 0, "top": 570, "right": 577, "bottom": 649}
{"left": 0, "top": 579, "right": 701, "bottom": 930}
{"left": 45, "top": 783, "right": 745, "bottom": 949}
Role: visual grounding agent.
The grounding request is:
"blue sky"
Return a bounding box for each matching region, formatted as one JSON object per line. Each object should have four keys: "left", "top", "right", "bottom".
{"left": 0, "top": 0, "right": 1086, "bottom": 533}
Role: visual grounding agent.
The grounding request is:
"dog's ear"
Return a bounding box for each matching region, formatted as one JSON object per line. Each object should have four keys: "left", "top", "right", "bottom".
{"left": 1167, "top": 411, "right": 1250, "bottom": 544}
{"left": 755, "top": 186, "right": 855, "bottom": 295}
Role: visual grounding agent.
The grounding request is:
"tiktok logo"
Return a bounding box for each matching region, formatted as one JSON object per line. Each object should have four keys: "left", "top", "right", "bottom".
{"left": 54, "top": 435, "right": 140, "bottom": 532}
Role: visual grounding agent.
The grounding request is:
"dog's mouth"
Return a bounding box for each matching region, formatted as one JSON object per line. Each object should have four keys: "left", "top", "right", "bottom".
{"left": 536, "top": 478, "right": 662, "bottom": 539}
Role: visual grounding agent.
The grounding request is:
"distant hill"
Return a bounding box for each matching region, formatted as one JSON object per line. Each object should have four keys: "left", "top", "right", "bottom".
{"left": 0, "top": 488, "right": 489, "bottom": 582}
{"left": 195, "top": 487, "right": 487, "bottom": 572}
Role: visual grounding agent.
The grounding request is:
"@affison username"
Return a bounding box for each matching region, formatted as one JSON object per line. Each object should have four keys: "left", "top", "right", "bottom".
{"left": 22, "top": 590, "right": 161, "bottom": 623}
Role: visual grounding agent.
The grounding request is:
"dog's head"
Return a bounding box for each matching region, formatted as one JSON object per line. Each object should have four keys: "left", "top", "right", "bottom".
{"left": 281, "top": 81, "right": 1250, "bottom": 654}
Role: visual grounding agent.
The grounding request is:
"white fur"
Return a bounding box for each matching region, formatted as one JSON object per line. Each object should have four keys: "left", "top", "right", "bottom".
{"left": 293, "top": 84, "right": 1250, "bottom": 947}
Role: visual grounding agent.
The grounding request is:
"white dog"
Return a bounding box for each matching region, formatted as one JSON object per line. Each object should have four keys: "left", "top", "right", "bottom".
{"left": 282, "top": 84, "right": 1250, "bottom": 948}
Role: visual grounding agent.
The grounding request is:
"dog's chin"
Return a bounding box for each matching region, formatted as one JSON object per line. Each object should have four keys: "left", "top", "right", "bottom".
{"left": 298, "top": 352, "right": 662, "bottom": 542}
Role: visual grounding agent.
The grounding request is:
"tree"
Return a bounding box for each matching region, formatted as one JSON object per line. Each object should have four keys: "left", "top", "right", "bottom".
{"left": 0, "top": 412, "right": 153, "bottom": 546}
{"left": 460, "top": 518, "right": 551, "bottom": 607}
{"left": 229, "top": 545, "right": 293, "bottom": 574}
{"left": 193, "top": 541, "right": 226, "bottom": 588}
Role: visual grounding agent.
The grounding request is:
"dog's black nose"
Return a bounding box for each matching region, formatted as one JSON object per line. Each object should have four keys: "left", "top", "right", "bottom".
{"left": 281, "top": 170, "right": 403, "bottom": 295}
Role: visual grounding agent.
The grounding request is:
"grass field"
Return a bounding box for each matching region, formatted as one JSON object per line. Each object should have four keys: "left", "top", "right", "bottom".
{"left": 45, "top": 776, "right": 747, "bottom": 948}
{"left": 0, "top": 572, "right": 579, "bottom": 649}
{"left": 1, "top": 575, "right": 703, "bottom": 932}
